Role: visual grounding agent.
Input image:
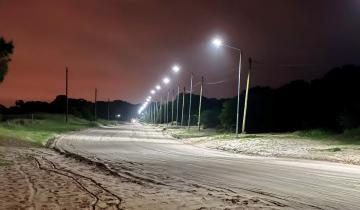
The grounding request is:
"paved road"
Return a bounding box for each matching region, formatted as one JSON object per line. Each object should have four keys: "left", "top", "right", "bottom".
{"left": 54, "top": 123, "right": 360, "bottom": 210}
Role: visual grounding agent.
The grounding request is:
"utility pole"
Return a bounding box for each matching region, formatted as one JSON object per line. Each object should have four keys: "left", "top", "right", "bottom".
{"left": 155, "top": 101, "right": 158, "bottom": 124}
{"left": 171, "top": 89, "right": 174, "bottom": 125}
{"left": 107, "top": 98, "right": 110, "bottom": 121}
{"left": 166, "top": 91, "right": 169, "bottom": 126}
{"left": 197, "top": 76, "right": 204, "bottom": 131}
{"left": 153, "top": 102, "right": 156, "bottom": 124}
{"left": 94, "top": 88, "right": 97, "bottom": 121}
{"left": 235, "top": 51, "right": 242, "bottom": 137}
{"left": 65, "top": 67, "right": 69, "bottom": 123}
{"left": 187, "top": 73, "right": 193, "bottom": 130}
{"left": 149, "top": 103, "right": 152, "bottom": 123}
{"left": 160, "top": 96, "right": 163, "bottom": 124}
{"left": 176, "top": 85, "right": 180, "bottom": 126}
{"left": 163, "top": 96, "right": 166, "bottom": 124}
{"left": 242, "top": 57, "right": 252, "bottom": 133}
{"left": 181, "top": 87, "right": 185, "bottom": 126}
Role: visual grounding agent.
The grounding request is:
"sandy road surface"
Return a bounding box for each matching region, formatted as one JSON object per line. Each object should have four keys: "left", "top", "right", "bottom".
{"left": 53, "top": 123, "right": 360, "bottom": 210}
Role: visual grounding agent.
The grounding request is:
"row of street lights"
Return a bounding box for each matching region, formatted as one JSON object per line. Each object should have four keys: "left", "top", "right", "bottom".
{"left": 139, "top": 36, "right": 248, "bottom": 137}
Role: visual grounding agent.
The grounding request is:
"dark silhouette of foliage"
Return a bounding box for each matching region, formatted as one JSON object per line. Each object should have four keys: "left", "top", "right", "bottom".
{"left": 219, "top": 100, "right": 237, "bottom": 130}
{"left": 0, "top": 65, "right": 359, "bottom": 133}
{"left": 0, "top": 37, "right": 14, "bottom": 83}
{"left": 201, "top": 109, "right": 221, "bottom": 128}
{"left": 1, "top": 95, "right": 138, "bottom": 121}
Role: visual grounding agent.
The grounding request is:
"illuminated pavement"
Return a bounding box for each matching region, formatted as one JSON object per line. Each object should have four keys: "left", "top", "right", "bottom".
{"left": 54, "top": 123, "right": 360, "bottom": 209}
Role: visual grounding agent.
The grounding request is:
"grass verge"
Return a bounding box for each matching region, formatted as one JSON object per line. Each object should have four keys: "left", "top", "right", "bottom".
{"left": 294, "top": 128, "right": 360, "bottom": 144}
{"left": 0, "top": 114, "right": 114, "bottom": 146}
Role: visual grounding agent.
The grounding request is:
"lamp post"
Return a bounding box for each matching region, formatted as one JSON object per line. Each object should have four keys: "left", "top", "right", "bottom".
{"left": 94, "top": 88, "right": 97, "bottom": 121}
{"left": 212, "top": 37, "right": 243, "bottom": 137}
{"left": 171, "top": 89, "right": 175, "bottom": 125}
{"left": 166, "top": 91, "right": 169, "bottom": 126}
{"left": 65, "top": 67, "right": 69, "bottom": 123}
{"left": 160, "top": 96, "right": 163, "bottom": 124}
{"left": 187, "top": 73, "right": 193, "bottom": 130}
{"left": 171, "top": 65, "right": 180, "bottom": 126}
{"left": 197, "top": 76, "right": 204, "bottom": 131}
{"left": 162, "top": 77, "right": 170, "bottom": 126}
{"left": 181, "top": 87, "right": 185, "bottom": 126}
{"left": 176, "top": 85, "right": 180, "bottom": 126}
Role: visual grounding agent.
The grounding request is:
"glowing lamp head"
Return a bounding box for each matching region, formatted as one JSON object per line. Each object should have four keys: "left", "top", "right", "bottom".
{"left": 150, "top": 90, "right": 155, "bottom": 94}
{"left": 172, "top": 65, "right": 180, "bottom": 73}
{"left": 163, "top": 77, "right": 170, "bottom": 84}
{"left": 156, "top": 85, "right": 161, "bottom": 90}
{"left": 212, "top": 38, "right": 223, "bottom": 48}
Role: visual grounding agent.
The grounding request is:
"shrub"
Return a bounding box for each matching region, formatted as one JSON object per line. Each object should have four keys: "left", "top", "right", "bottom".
{"left": 201, "top": 110, "right": 220, "bottom": 128}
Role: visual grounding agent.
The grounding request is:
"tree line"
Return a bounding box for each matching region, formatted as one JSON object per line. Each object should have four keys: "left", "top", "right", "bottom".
{"left": 199, "top": 65, "right": 360, "bottom": 133}
{"left": 0, "top": 95, "right": 137, "bottom": 121}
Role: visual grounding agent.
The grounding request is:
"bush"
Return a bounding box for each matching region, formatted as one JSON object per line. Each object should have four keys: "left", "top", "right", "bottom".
{"left": 219, "top": 100, "right": 237, "bottom": 130}
{"left": 201, "top": 110, "right": 220, "bottom": 128}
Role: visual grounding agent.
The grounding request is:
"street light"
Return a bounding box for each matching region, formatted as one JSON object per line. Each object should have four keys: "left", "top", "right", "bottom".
{"left": 156, "top": 85, "right": 161, "bottom": 90}
{"left": 212, "top": 36, "right": 242, "bottom": 137}
{"left": 150, "top": 89, "right": 155, "bottom": 94}
{"left": 171, "top": 64, "right": 181, "bottom": 126}
{"left": 212, "top": 38, "right": 223, "bottom": 48}
{"left": 172, "top": 65, "right": 180, "bottom": 73}
{"left": 163, "top": 77, "right": 170, "bottom": 84}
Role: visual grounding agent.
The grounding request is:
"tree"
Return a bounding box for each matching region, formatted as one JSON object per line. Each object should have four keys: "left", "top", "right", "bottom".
{"left": 201, "top": 109, "right": 220, "bottom": 128}
{"left": 219, "top": 99, "right": 237, "bottom": 130}
{"left": 0, "top": 37, "right": 14, "bottom": 83}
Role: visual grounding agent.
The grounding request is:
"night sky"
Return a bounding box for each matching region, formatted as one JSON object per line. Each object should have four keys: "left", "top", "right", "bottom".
{"left": 0, "top": 0, "right": 359, "bottom": 106}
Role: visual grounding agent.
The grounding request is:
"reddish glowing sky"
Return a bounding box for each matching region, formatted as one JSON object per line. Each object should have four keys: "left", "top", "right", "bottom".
{"left": 0, "top": 0, "right": 359, "bottom": 106}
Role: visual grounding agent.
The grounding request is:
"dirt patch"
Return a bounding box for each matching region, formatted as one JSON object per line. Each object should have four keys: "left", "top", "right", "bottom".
{"left": 0, "top": 142, "right": 291, "bottom": 210}
{"left": 0, "top": 137, "right": 39, "bottom": 147}
{"left": 178, "top": 134, "right": 360, "bottom": 165}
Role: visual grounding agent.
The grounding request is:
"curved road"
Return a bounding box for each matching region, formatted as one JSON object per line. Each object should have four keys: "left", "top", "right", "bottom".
{"left": 54, "top": 123, "right": 360, "bottom": 210}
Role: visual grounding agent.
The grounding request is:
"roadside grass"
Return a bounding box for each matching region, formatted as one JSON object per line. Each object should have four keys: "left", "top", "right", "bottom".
{"left": 294, "top": 128, "right": 360, "bottom": 145}
{"left": 0, "top": 114, "right": 113, "bottom": 146}
{"left": 161, "top": 125, "right": 360, "bottom": 164}
{"left": 166, "top": 125, "right": 360, "bottom": 146}
{"left": 0, "top": 159, "right": 11, "bottom": 167}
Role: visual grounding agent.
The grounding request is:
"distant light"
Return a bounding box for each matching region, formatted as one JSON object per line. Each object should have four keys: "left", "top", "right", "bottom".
{"left": 116, "top": 114, "right": 121, "bottom": 118}
{"left": 212, "top": 37, "right": 223, "bottom": 48}
{"left": 172, "top": 65, "right": 180, "bottom": 73}
{"left": 156, "top": 85, "right": 161, "bottom": 90}
{"left": 150, "top": 90, "right": 155, "bottom": 94}
{"left": 131, "top": 118, "right": 136, "bottom": 123}
{"left": 163, "top": 77, "right": 170, "bottom": 84}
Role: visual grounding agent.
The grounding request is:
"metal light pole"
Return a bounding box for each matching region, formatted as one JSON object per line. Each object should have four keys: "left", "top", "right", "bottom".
{"left": 163, "top": 95, "right": 166, "bottom": 124}
{"left": 235, "top": 51, "right": 242, "bottom": 137}
{"left": 154, "top": 101, "right": 157, "bottom": 124}
{"left": 65, "top": 67, "right": 69, "bottom": 123}
{"left": 153, "top": 102, "right": 156, "bottom": 124}
{"left": 176, "top": 85, "right": 180, "bottom": 126}
{"left": 94, "top": 88, "right": 97, "bottom": 121}
{"left": 107, "top": 98, "right": 110, "bottom": 121}
{"left": 160, "top": 96, "right": 163, "bottom": 124}
{"left": 187, "top": 73, "right": 193, "bottom": 130}
{"left": 197, "top": 76, "right": 204, "bottom": 131}
{"left": 171, "top": 89, "right": 174, "bottom": 125}
{"left": 212, "top": 38, "right": 243, "bottom": 137}
{"left": 166, "top": 91, "right": 169, "bottom": 126}
{"left": 181, "top": 87, "right": 185, "bottom": 126}
{"left": 241, "top": 58, "right": 252, "bottom": 133}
